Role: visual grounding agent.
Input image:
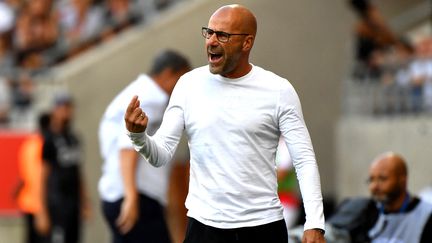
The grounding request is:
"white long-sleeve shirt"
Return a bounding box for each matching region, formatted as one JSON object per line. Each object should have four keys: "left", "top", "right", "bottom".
{"left": 129, "top": 65, "right": 325, "bottom": 230}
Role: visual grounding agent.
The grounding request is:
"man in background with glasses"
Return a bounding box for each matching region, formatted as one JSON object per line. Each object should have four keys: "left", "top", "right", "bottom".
{"left": 367, "top": 152, "right": 432, "bottom": 242}
{"left": 124, "top": 4, "right": 325, "bottom": 243}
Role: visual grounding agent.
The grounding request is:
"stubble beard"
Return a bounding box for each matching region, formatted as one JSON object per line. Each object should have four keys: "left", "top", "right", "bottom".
{"left": 210, "top": 53, "right": 241, "bottom": 77}
{"left": 372, "top": 186, "right": 404, "bottom": 206}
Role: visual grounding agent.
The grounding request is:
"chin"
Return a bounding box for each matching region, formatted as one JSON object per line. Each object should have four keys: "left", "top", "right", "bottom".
{"left": 209, "top": 66, "right": 222, "bottom": 75}
{"left": 372, "top": 195, "right": 388, "bottom": 203}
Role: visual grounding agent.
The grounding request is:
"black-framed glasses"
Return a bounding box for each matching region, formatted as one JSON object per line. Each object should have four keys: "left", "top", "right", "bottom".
{"left": 201, "top": 27, "right": 249, "bottom": 43}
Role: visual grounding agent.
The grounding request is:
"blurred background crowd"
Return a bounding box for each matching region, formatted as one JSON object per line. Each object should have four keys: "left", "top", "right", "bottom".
{"left": 0, "top": 0, "right": 183, "bottom": 129}
{"left": 346, "top": 0, "right": 432, "bottom": 115}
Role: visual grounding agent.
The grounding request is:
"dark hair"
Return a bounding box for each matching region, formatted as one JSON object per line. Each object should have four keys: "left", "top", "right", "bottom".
{"left": 38, "top": 112, "right": 51, "bottom": 132}
{"left": 148, "top": 49, "right": 191, "bottom": 75}
{"left": 349, "top": 0, "right": 371, "bottom": 17}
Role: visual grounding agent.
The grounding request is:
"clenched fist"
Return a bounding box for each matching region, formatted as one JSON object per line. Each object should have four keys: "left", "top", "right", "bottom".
{"left": 124, "top": 96, "right": 148, "bottom": 133}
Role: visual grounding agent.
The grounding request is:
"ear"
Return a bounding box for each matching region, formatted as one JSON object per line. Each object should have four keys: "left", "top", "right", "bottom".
{"left": 242, "top": 35, "right": 254, "bottom": 51}
{"left": 401, "top": 175, "right": 407, "bottom": 185}
{"left": 158, "top": 67, "right": 174, "bottom": 80}
{"left": 398, "top": 174, "right": 408, "bottom": 189}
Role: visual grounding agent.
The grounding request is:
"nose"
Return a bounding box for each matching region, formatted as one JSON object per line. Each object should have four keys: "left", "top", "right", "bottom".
{"left": 206, "top": 32, "right": 219, "bottom": 46}
{"left": 369, "top": 180, "right": 379, "bottom": 192}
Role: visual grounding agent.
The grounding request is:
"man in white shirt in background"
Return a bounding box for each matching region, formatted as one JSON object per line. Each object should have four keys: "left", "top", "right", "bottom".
{"left": 98, "top": 49, "right": 191, "bottom": 243}
{"left": 125, "top": 4, "right": 325, "bottom": 243}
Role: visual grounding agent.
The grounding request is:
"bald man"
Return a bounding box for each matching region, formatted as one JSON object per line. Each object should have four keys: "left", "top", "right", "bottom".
{"left": 368, "top": 152, "right": 432, "bottom": 242}
{"left": 125, "top": 4, "right": 325, "bottom": 243}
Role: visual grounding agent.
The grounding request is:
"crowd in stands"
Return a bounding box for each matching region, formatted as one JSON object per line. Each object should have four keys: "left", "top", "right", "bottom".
{"left": 349, "top": 0, "right": 432, "bottom": 115}
{"left": 355, "top": 36, "right": 432, "bottom": 115}
{"left": 0, "top": 0, "right": 182, "bottom": 129}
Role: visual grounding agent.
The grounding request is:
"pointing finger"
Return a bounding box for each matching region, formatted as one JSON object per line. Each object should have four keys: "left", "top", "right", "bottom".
{"left": 130, "top": 108, "right": 144, "bottom": 121}
{"left": 125, "top": 96, "right": 139, "bottom": 117}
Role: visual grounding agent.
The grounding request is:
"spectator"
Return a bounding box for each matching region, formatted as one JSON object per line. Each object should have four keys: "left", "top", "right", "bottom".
{"left": 349, "top": 0, "right": 401, "bottom": 79}
{"left": 7, "top": 73, "right": 35, "bottom": 129}
{"left": 58, "top": 0, "right": 105, "bottom": 57}
{"left": 409, "top": 38, "right": 432, "bottom": 112}
{"left": 0, "top": 2, "right": 15, "bottom": 77}
{"left": 0, "top": 32, "right": 15, "bottom": 77}
{"left": 0, "top": 2, "right": 15, "bottom": 78}
{"left": 11, "top": 73, "right": 34, "bottom": 109}
{"left": 374, "top": 39, "right": 415, "bottom": 114}
{"left": 391, "top": 40, "right": 416, "bottom": 113}
{"left": 13, "top": 0, "right": 60, "bottom": 71}
{"left": 0, "top": 1, "right": 14, "bottom": 35}
{"left": 4, "top": 0, "right": 24, "bottom": 13}
{"left": 0, "top": 76, "right": 11, "bottom": 126}
{"left": 100, "top": 0, "right": 143, "bottom": 41}
{"left": 135, "top": 0, "right": 175, "bottom": 22}
{"left": 0, "top": 0, "right": 184, "bottom": 79}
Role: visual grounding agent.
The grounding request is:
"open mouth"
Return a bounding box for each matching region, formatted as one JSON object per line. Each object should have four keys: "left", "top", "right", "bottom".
{"left": 209, "top": 53, "right": 223, "bottom": 63}
{"left": 208, "top": 48, "right": 223, "bottom": 64}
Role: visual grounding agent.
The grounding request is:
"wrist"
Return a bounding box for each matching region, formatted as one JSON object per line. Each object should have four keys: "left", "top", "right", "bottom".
{"left": 125, "top": 191, "right": 139, "bottom": 201}
{"left": 311, "top": 228, "right": 325, "bottom": 235}
{"left": 127, "top": 131, "right": 146, "bottom": 145}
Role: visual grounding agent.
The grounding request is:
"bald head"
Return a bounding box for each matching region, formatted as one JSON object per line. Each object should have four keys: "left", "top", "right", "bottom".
{"left": 210, "top": 4, "right": 257, "bottom": 37}
{"left": 205, "top": 4, "right": 257, "bottom": 78}
{"left": 370, "top": 152, "right": 408, "bottom": 178}
{"left": 368, "top": 152, "right": 408, "bottom": 207}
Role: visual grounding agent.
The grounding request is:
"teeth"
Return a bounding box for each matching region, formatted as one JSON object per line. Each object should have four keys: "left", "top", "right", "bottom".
{"left": 208, "top": 50, "right": 221, "bottom": 55}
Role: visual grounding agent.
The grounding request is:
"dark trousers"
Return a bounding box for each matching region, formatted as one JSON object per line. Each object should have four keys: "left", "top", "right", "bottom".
{"left": 47, "top": 200, "right": 80, "bottom": 243}
{"left": 183, "top": 217, "right": 288, "bottom": 243}
{"left": 24, "top": 213, "right": 47, "bottom": 243}
{"left": 102, "top": 194, "right": 171, "bottom": 243}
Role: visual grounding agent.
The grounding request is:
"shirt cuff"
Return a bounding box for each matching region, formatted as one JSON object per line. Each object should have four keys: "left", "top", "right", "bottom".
{"left": 126, "top": 131, "right": 146, "bottom": 150}
{"left": 303, "top": 199, "right": 326, "bottom": 231}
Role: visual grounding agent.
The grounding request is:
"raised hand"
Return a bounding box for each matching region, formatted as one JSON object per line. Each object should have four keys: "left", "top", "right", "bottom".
{"left": 124, "top": 96, "right": 148, "bottom": 133}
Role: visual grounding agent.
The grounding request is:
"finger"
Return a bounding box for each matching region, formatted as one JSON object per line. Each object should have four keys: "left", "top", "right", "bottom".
{"left": 132, "top": 111, "right": 147, "bottom": 126}
{"left": 128, "top": 108, "right": 144, "bottom": 122}
{"left": 125, "top": 107, "right": 143, "bottom": 123}
{"left": 116, "top": 212, "right": 125, "bottom": 228}
{"left": 117, "top": 215, "right": 133, "bottom": 234}
{"left": 120, "top": 220, "right": 133, "bottom": 234}
{"left": 137, "top": 111, "right": 148, "bottom": 122}
{"left": 116, "top": 215, "right": 130, "bottom": 234}
{"left": 139, "top": 115, "right": 148, "bottom": 126}
{"left": 125, "top": 96, "right": 139, "bottom": 116}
